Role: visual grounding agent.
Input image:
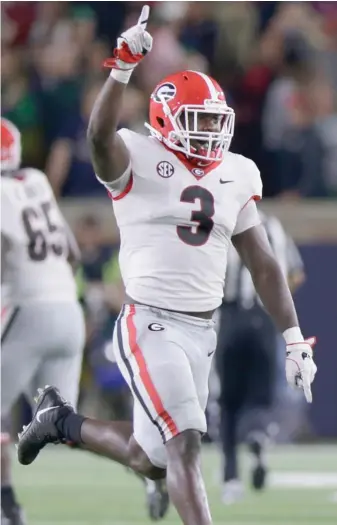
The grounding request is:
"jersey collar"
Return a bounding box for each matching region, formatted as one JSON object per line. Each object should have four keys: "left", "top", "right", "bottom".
{"left": 157, "top": 139, "right": 221, "bottom": 179}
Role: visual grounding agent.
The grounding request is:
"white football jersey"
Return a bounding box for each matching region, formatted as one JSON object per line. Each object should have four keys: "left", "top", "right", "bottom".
{"left": 99, "top": 129, "right": 262, "bottom": 312}
{"left": 1, "top": 169, "right": 77, "bottom": 304}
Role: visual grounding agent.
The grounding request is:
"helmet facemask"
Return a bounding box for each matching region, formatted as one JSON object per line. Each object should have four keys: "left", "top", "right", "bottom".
{"left": 146, "top": 95, "right": 235, "bottom": 162}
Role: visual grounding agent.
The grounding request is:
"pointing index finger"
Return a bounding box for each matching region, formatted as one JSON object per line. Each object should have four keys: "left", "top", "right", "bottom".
{"left": 137, "top": 5, "right": 150, "bottom": 29}
{"left": 303, "top": 375, "right": 313, "bottom": 403}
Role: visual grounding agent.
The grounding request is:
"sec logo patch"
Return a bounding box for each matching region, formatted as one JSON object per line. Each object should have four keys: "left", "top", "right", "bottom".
{"left": 157, "top": 161, "right": 174, "bottom": 178}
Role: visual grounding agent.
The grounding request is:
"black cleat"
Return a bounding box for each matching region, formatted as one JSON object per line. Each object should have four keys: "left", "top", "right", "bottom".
{"left": 145, "top": 478, "right": 170, "bottom": 521}
{"left": 247, "top": 432, "right": 268, "bottom": 491}
{"left": 252, "top": 463, "right": 267, "bottom": 490}
{"left": 17, "top": 385, "right": 74, "bottom": 466}
{"left": 1, "top": 505, "right": 27, "bottom": 525}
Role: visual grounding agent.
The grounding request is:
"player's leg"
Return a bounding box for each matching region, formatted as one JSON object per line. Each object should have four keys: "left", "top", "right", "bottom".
{"left": 28, "top": 302, "right": 159, "bottom": 474}
{"left": 107, "top": 305, "right": 215, "bottom": 524}
{"left": 1, "top": 422, "right": 26, "bottom": 525}
{"left": 81, "top": 334, "right": 169, "bottom": 520}
{"left": 219, "top": 350, "right": 246, "bottom": 486}
{"left": 220, "top": 406, "right": 239, "bottom": 482}
{"left": 18, "top": 304, "right": 214, "bottom": 523}
{"left": 165, "top": 429, "right": 212, "bottom": 525}
{"left": 130, "top": 399, "right": 169, "bottom": 518}
{"left": 112, "top": 304, "right": 211, "bottom": 523}
{"left": 160, "top": 313, "right": 217, "bottom": 525}
{"left": 1, "top": 306, "right": 38, "bottom": 525}
{"left": 29, "top": 301, "right": 85, "bottom": 409}
{"left": 64, "top": 302, "right": 166, "bottom": 478}
{"left": 16, "top": 303, "right": 165, "bottom": 479}
{"left": 244, "top": 310, "right": 277, "bottom": 490}
{"left": 215, "top": 312, "right": 240, "bottom": 483}
{"left": 19, "top": 380, "right": 164, "bottom": 477}
{"left": 216, "top": 309, "right": 248, "bottom": 503}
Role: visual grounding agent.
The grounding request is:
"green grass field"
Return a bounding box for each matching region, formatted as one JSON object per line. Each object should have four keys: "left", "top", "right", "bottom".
{"left": 14, "top": 444, "right": 337, "bottom": 525}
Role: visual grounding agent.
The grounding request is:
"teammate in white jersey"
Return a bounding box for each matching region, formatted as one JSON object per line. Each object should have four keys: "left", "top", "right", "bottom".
{"left": 17, "top": 7, "right": 317, "bottom": 525}
{"left": 1, "top": 118, "right": 85, "bottom": 525}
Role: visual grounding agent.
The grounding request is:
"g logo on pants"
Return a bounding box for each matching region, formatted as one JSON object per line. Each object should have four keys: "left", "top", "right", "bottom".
{"left": 148, "top": 323, "right": 165, "bottom": 332}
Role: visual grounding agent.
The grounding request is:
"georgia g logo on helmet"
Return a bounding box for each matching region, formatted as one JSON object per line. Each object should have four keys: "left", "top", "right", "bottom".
{"left": 152, "top": 82, "right": 177, "bottom": 103}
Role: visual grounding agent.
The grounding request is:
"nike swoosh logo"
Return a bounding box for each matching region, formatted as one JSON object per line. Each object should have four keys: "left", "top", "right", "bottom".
{"left": 220, "top": 180, "right": 234, "bottom": 184}
{"left": 36, "top": 406, "right": 58, "bottom": 422}
{"left": 208, "top": 351, "right": 215, "bottom": 357}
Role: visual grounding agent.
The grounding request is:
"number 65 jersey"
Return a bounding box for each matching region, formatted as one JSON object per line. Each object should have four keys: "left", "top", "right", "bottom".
{"left": 1, "top": 169, "right": 77, "bottom": 305}
{"left": 100, "top": 129, "right": 263, "bottom": 312}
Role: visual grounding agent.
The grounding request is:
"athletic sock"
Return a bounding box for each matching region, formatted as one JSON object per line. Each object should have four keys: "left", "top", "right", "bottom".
{"left": 55, "top": 412, "right": 86, "bottom": 444}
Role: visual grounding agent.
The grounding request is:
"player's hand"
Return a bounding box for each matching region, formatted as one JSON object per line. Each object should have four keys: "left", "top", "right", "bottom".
{"left": 285, "top": 337, "right": 317, "bottom": 403}
{"left": 104, "top": 5, "right": 152, "bottom": 70}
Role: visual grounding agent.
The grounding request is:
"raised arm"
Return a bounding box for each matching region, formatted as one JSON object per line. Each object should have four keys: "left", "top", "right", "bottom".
{"left": 87, "top": 5, "right": 152, "bottom": 184}
{"left": 87, "top": 80, "right": 129, "bottom": 183}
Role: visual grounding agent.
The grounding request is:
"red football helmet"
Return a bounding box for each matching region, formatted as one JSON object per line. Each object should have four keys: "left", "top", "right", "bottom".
{"left": 1, "top": 118, "right": 21, "bottom": 171}
{"left": 146, "top": 70, "right": 235, "bottom": 162}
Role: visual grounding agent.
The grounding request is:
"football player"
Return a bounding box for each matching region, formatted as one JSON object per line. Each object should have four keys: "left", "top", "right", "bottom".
{"left": 1, "top": 118, "right": 85, "bottom": 525}
{"left": 17, "top": 6, "right": 317, "bottom": 525}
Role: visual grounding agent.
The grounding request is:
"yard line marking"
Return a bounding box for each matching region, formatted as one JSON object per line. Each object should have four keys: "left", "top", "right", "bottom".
{"left": 270, "top": 471, "right": 337, "bottom": 488}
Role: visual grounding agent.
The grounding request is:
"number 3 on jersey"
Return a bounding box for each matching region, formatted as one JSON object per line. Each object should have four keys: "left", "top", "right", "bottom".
{"left": 177, "top": 186, "right": 215, "bottom": 246}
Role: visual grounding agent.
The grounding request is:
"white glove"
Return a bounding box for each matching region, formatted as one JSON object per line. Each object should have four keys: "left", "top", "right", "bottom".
{"left": 285, "top": 336, "right": 317, "bottom": 403}
{"left": 104, "top": 5, "right": 152, "bottom": 72}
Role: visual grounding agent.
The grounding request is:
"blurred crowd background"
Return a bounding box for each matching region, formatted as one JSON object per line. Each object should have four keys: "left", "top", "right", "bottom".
{"left": 2, "top": 0, "right": 337, "bottom": 199}
{"left": 2, "top": 1, "right": 337, "bottom": 442}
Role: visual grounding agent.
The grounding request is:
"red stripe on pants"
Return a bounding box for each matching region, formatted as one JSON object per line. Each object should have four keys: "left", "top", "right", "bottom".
{"left": 126, "top": 304, "right": 179, "bottom": 438}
